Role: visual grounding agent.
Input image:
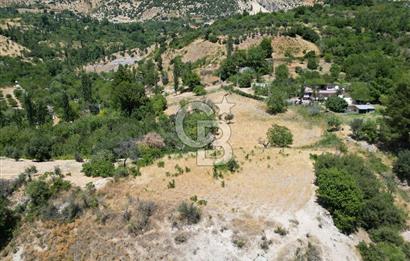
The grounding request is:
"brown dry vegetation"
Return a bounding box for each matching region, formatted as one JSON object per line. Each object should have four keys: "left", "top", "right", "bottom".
{"left": 0, "top": 35, "right": 28, "bottom": 57}
{"left": 0, "top": 90, "right": 360, "bottom": 260}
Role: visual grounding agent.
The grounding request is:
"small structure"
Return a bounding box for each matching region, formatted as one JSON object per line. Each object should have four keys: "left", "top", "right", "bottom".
{"left": 303, "top": 84, "right": 342, "bottom": 101}
{"left": 352, "top": 104, "right": 375, "bottom": 114}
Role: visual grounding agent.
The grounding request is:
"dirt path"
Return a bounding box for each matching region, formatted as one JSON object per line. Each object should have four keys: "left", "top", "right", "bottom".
{"left": 0, "top": 158, "right": 106, "bottom": 188}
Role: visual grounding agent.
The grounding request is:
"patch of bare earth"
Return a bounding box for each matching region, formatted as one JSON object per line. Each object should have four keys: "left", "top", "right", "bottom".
{"left": 0, "top": 158, "right": 109, "bottom": 189}
{"left": 0, "top": 91, "right": 360, "bottom": 260}
{"left": 83, "top": 45, "right": 154, "bottom": 73}
{"left": 0, "top": 35, "right": 28, "bottom": 57}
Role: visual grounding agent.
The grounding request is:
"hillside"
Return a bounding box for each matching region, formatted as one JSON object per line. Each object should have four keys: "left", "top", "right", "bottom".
{"left": 0, "top": 0, "right": 316, "bottom": 22}
{"left": 0, "top": 1, "right": 410, "bottom": 261}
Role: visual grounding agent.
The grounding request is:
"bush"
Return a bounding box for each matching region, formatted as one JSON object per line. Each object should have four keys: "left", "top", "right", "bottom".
{"left": 360, "top": 192, "right": 406, "bottom": 230}
{"left": 325, "top": 96, "right": 348, "bottom": 113}
{"left": 307, "top": 57, "right": 318, "bottom": 70}
{"left": 114, "top": 167, "right": 129, "bottom": 179}
{"left": 128, "top": 200, "right": 156, "bottom": 235}
{"left": 327, "top": 115, "right": 342, "bottom": 131}
{"left": 237, "top": 72, "right": 254, "bottom": 88}
{"left": 350, "top": 119, "right": 379, "bottom": 144}
{"left": 193, "top": 85, "right": 206, "bottom": 96}
{"left": 0, "top": 198, "right": 17, "bottom": 249}
{"left": 82, "top": 152, "right": 115, "bottom": 177}
{"left": 26, "top": 180, "right": 52, "bottom": 207}
{"left": 393, "top": 150, "right": 410, "bottom": 185}
{"left": 177, "top": 201, "right": 201, "bottom": 224}
{"left": 5, "top": 146, "right": 21, "bottom": 161}
{"left": 313, "top": 153, "right": 406, "bottom": 235}
{"left": 267, "top": 124, "right": 293, "bottom": 148}
{"left": 316, "top": 168, "right": 364, "bottom": 233}
{"left": 26, "top": 135, "right": 53, "bottom": 161}
{"left": 369, "top": 227, "right": 404, "bottom": 246}
{"left": 266, "top": 88, "right": 287, "bottom": 114}
{"left": 358, "top": 242, "right": 407, "bottom": 261}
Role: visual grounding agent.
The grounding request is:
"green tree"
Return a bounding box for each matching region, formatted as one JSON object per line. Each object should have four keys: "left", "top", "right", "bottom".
{"left": 393, "top": 150, "right": 410, "bottom": 185}
{"left": 0, "top": 198, "right": 16, "bottom": 249}
{"left": 23, "top": 94, "right": 35, "bottom": 126}
{"left": 351, "top": 82, "right": 372, "bottom": 103}
{"left": 350, "top": 119, "right": 379, "bottom": 144}
{"left": 182, "top": 64, "right": 201, "bottom": 91}
{"left": 316, "top": 168, "right": 364, "bottom": 233}
{"left": 267, "top": 124, "right": 293, "bottom": 147}
{"left": 226, "top": 36, "right": 234, "bottom": 58}
{"left": 385, "top": 82, "right": 410, "bottom": 146}
{"left": 237, "top": 71, "right": 254, "bottom": 88}
{"left": 26, "top": 134, "right": 53, "bottom": 162}
{"left": 307, "top": 57, "right": 318, "bottom": 70}
{"left": 260, "top": 37, "right": 273, "bottom": 59}
{"left": 326, "top": 96, "right": 348, "bottom": 113}
{"left": 81, "top": 73, "right": 93, "bottom": 103}
{"left": 82, "top": 151, "right": 115, "bottom": 177}
{"left": 267, "top": 88, "right": 287, "bottom": 114}
{"left": 61, "top": 92, "right": 75, "bottom": 122}
{"left": 327, "top": 115, "right": 342, "bottom": 131}
{"left": 26, "top": 180, "right": 52, "bottom": 207}
{"left": 359, "top": 242, "right": 407, "bottom": 261}
{"left": 112, "top": 81, "right": 148, "bottom": 116}
{"left": 139, "top": 59, "right": 159, "bottom": 90}
{"left": 275, "top": 64, "right": 289, "bottom": 81}
{"left": 172, "top": 57, "right": 183, "bottom": 93}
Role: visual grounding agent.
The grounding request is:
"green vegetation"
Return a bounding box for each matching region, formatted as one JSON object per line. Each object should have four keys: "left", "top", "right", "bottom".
{"left": 267, "top": 125, "right": 293, "bottom": 148}
{"left": 325, "top": 96, "right": 348, "bottom": 113}
{"left": 177, "top": 201, "right": 201, "bottom": 225}
{"left": 313, "top": 153, "right": 408, "bottom": 259}
{"left": 266, "top": 87, "right": 287, "bottom": 114}
{"left": 219, "top": 38, "right": 272, "bottom": 83}
{"left": 327, "top": 115, "right": 342, "bottom": 131}
{"left": 0, "top": 197, "right": 17, "bottom": 249}
{"left": 350, "top": 119, "right": 379, "bottom": 144}
{"left": 393, "top": 150, "right": 410, "bottom": 185}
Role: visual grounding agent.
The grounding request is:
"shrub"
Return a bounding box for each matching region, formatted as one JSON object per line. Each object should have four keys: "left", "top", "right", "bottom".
{"left": 316, "top": 168, "right": 364, "bottom": 233}
{"left": 177, "top": 201, "right": 201, "bottom": 224}
{"left": 266, "top": 88, "right": 287, "bottom": 114}
{"left": 167, "top": 179, "right": 175, "bottom": 189}
{"left": 237, "top": 72, "right": 254, "bottom": 88}
{"left": 325, "top": 96, "right": 348, "bottom": 113}
{"left": 82, "top": 152, "right": 115, "bottom": 177}
{"left": 26, "top": 180, "right": 52, "bottom": 207}
{"left": 360, "top": 192, "right": 406, "bottom": 230}
{"left": 114, "top": 167, "right": 129, "bottom": 179}
{"left": 214, "top": 158, "right": 240, "bottom": 173}
{"left": 5, "top": 146, "right": 21, "bottom": 161}
{"left": 193, "top": 85, "right": 206, "bottom": 96}
{"left": 369, "top": 227, "right": 404, "bottom": 246}
{"left": 358, "top": 242, "right": 407, "bottom": 261}
{"left": 267, "top": 124, "right": 293, "bottom": 147}
{"left": 274, "top": 226, "right": 288, "bottom": 236}
{"left": 393, "top": 150, "right": 410, "bottom": 185}
{"left": 327, "top": 115, "right": 342, "bottom": 131}
{"left": 26, "top": 135, "right": 53, "bottom": 161}
{"left": 307, "top": 57, "right": 318, "bottom": 70}
{"left": 0, "top": 198, "right": 17, "bottom": 249}
{"left": 350, "top": 119, "right": 379, "bottom": 144}
{"left": 313, "top": 153, "right": 406, "bottom": 235}
{"left": 128, "top": 200, "right": 156, "bottom": 235}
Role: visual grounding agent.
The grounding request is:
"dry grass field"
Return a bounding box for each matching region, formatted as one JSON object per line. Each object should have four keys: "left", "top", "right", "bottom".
{"left": 1, "top": 90, "right": 361, "bottom": 261}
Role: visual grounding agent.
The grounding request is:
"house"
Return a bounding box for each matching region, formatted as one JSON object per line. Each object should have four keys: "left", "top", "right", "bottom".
{"left": 352, "top": 104, "right": 376, "bottom": 114}
{"left": 303, "top": 84, "right": 342, "bottom": 101}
